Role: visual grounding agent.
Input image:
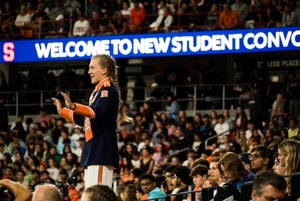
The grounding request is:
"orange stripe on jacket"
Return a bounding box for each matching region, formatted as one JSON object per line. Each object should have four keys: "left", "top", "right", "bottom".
{"left": 98, "top": 165, "right": 103, "bottom": 184}
{"left": 60, "top": 108, "right": 75, "bottom": 123}
{"left": 73, "top": 103, "right": 96, "bottom": 119}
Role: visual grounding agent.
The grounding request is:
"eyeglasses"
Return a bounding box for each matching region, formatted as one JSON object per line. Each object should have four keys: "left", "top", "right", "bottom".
{"left": 165, "top": 174, "right": 172, "bottom": 178}
{"left": 171, "top": 175, "right": 177, "bottom": 179}
{"left": 141, "top": 182, "right": 153, "bottom": 186}
{"left": 248, "top": 154, "right": 264, "bottom": 160}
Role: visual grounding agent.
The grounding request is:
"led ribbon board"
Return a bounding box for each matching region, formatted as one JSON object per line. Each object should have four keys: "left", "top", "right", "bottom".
{"left": 1, "top": 27, "right": 300, "bottom": 63}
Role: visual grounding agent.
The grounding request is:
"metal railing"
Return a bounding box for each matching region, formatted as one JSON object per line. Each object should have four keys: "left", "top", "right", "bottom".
{"left": 135, "top": 171, "right": 300, "bottom": 201}
{"left": 112, "top": 147, "right": 190, "bottom": 193}
{"left": 1, "top": 83, "right": 250, "bottom": 117}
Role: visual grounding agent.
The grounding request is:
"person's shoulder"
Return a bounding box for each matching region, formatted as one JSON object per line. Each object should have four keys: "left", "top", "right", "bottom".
{"left": 103, "top": 81, "right": 111, "bottom": 87}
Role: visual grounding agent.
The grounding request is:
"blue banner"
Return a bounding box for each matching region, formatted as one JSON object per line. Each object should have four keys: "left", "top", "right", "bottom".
{"left": 1, "top": 27, "right": 300, "bottom": 63}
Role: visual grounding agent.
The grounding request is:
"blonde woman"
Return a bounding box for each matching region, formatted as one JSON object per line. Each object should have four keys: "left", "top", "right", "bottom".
{"left": 277, "top": 139, "right": 300, "bottom": 199}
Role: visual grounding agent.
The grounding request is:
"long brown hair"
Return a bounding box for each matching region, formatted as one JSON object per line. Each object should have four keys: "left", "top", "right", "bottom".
{"left": 218, "top": 152, "right": 248, "bottom": 181}
{"left": 92, "top": 54, "right": 132, "bottom": 122}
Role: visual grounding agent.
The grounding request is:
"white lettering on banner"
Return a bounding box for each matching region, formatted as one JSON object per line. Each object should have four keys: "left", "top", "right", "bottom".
{"left": 257, "top": 59, "right": 300, "bottom": 68}
{"left": 282, "top": 60, "right": 300, "bottom": 67}
{"left": 33, "top": 30, "right": 300, "bottom": 59}
{"left": 111, "top": 39, "right": 120, "bottom": 55}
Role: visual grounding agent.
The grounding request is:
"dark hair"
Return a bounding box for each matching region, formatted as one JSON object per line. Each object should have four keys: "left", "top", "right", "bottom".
{"left": 140, "top": 173, "right": 156, "bottom": 182}
{"left": 218, "top": 152, "right": 248, "bottom": 180}
{"left": 252, "top": 172, "right": 286, "bottom": 196}
{"left": 172, "top": 166, "right": 192, "bottom": 185}
{"left": 189, "top": 164, "right": 208, "bottom": 177}
{"left": 84, "top": 185, "right": 119, "bottom": 201}
{"left": 251, "top": 145, "right": 274, "bottom": 168}
{"left": 191, "top": 158, "right": 209, "bottom": 169}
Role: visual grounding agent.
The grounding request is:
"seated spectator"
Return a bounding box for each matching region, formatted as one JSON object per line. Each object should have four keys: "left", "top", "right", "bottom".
{"left": 249, "top": 145, "right": 273, "bottom": 174}
{"left": 170, "top": 166, "right": 193, "bottom": 201}
{"left": 188, "top": 0, "right": 205, "bottom": 31}
{"left": 149, "top": 0, "right": 166, "bottom": 31}
{"left": 219, "top": 3, "right": 239, "bottom": 29}
{"left": 173, "top": 2, "right": 190, "bottom": 31}
{"left": 288, "top": 117, "right": 299, "bottom": 139}
{"left": 120, "top": 156, "right": 135, "bottom": 183}
{"left": 120, "top": 184, "right": 137, "bottom": 201}
{"left": 89, "top": 11, "right": 103, "bottom": 36}
{"left": 208, "top": 157, "right": 241, "bottom": 200}
{"left": 87, "top": 0, "right": 100, "bottom": 18}
{"left": 15, "top": 5, "right": 31, "bottom": 28}
{"left": 3, "top": 17, "right": 23, "bottom": 40}
{"left": 121, "top": 1, "right": 131, "bottom": 21}
{"left": 83, "top": 185, "right": 119, "bottom": 201}
{"left": 272, "top": 152, "right": 285, "bottom": 175}
{"left": 150, "top": 7, "right": 173, "bottom": 33}
{"left": 140, "top": 174, "right": 165, "bottom": 201}
{"left": 218, "top": 152, "right": 255, "bottom": 191}
{"left": 30, "top": 2, "right": 51, "bottom": 38}
{"left": 49, "top": 0, "right": 64, "bottom": 21}
{"left": 251, "top": 172, "right": 287, "bottom": 201}
{"left": 188, "top": 164, "right": 209, "bottom": 201}
{"left": 73, "top": 14, "right": 90, "bottom": 37}
{"left": 130, "top": 0, "right": 146, "bottom": 33}
{"left": 64, "top": 0, "right": 82, "bottom": 18}
{"left": 107, "top": 10, "right": 129, "bottom": 35}
{"left": 231, "top": 0, "right": 249, "bottom": 24}
{"left": 278, "top": 139, "right": 300, "bottom": 199}
{"left": 204, "top": 3, "right": 220, "bottom": 30}
{"left": 282, "top": 4, "right": 294, "bottom": 27}
{"left": 0, "top": 2, "right": 15, "bottom": 23}
{"left": 267, "top": 4, "right": 282, "bottom": 27}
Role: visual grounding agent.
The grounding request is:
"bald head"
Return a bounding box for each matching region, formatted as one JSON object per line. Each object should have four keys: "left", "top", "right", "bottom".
{"left": 32, "top": 184, "right": 63, "bottom": 201}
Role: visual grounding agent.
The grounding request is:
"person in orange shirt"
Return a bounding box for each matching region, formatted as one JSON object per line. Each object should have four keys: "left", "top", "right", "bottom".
{"left": 130, "top": 0, "right": 145, "bottom": 33}
{"left": 187, "top": 164, "right": 209, "bottom": 201}
{"left": 219, "top": 3, "right": 239, "bottom": 29}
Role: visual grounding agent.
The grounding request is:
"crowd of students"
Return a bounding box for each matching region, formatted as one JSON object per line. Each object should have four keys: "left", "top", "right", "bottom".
{"left": 1, "top": 0, "right": 300, "bottom": 39}
{"left": 0, "top": 90, "right": 300, "bottom": 200}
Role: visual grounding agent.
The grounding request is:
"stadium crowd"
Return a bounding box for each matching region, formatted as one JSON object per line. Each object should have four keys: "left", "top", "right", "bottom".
{"left": 0, "top": 0, "right": 300, "bottom": 39}
{"left": 0, "top": 61, "right": 300, "bottom": 201}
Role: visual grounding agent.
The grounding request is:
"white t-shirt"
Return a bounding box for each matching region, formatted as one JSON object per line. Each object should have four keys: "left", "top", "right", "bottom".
{"left": 47, "top": 167, "right": 60, "bottom": 181}
{"left": 73, "top": 19, "right": 90, "bottom": 36}
{"left": 15, "top": 14, "right": 31, "bottom": 27}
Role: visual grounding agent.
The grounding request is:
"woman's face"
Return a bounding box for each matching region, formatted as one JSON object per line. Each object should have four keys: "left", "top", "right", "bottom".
{"left": 50, "top": 147, "right": 56, "bottom": 155}
{"left": 277, "top": 149, "right": 286, "bottom": 167}
{"left": 273, "top": 158, "right": 285, "bottom": 175}
{"left": 211, "top": 4, "right": 217, "bottom": 11}
{"left": 220, "top": 164, "right": 236, "bottom": 180}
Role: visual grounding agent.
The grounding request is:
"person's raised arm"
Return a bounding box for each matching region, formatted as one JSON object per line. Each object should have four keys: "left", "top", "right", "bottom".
{"left": 0, "top": 179, "right": 32, "bottom": 201}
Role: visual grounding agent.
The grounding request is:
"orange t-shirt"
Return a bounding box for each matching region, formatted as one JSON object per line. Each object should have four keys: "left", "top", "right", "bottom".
{"left": 141, "top": 194, "right": 148, "bottom": 200}
{"left": 68, "top": 187, "right": 80, "bottom": 201}
{"left": 219, "top": 10, "right": 239, "bottom": 29}
{"left": 130, "top": 8, "right": 145, "bottom": 24}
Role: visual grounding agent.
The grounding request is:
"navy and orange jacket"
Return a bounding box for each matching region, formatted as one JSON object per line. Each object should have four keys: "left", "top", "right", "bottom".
{"left": 60, "top": 77, "right": 119, "bottom": 168}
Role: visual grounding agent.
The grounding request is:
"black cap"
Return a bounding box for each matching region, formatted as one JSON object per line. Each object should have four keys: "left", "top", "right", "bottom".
{"left": 239, "top": 152, "right": 251, "bottom": 165}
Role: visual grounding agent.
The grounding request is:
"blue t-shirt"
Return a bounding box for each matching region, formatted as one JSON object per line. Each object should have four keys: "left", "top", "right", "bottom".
{"left": 229, "top": 172, "right": 255, "bottom": 191}
{"left": 148, "top": 187, "right": 166, "bottom": 201}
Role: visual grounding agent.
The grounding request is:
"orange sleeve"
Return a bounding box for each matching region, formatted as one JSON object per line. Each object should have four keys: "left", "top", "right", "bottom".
{"left": 234, "top": 11, "right": 239, "bottom": 25}
{"left": 219, "top": 12, "right": 224, "bottom": 26}
{"left": 73, "top": 103, "right": 96, "bottom": 119}
{"left": 130, "top": 10, "right": 135, "bottom": 22}
{"left": 141, "top": 8, "right": 146, "bottom": 22}
{"left": 60, "top": 108, "right": 75, "bottom": 123}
